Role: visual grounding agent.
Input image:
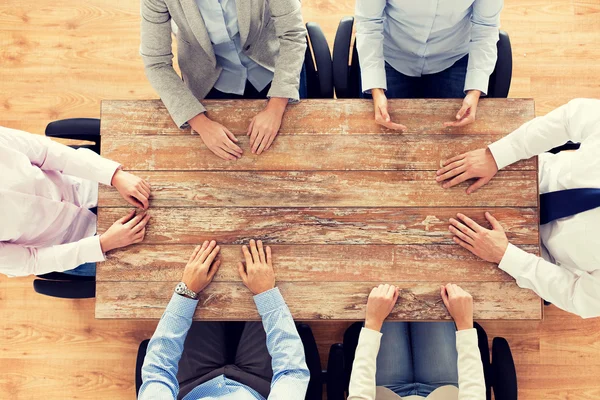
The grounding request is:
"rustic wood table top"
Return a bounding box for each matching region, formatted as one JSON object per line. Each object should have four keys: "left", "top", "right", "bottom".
{"left": 96, "top": 98, "right": 541, "bottom": 321}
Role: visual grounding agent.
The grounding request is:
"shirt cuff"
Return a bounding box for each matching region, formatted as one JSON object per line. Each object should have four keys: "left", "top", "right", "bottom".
{"left": 498, "top": 243, "right": 529, "bottom": 279}
{"left": 464, "top": 69, "right": 490, "bottom": 96}
{"left": 488, "top": 136, "right": 520, "bottom": 170}
{"left": 79, "top": 235, "right": 106, "bottom": 263}
{"left": 456, "top": 328, "right": 478, "bottom": 349}
{"left": 360, "top": 327, "right": 383, "bottom": 342}
{"left": 95, "top": 156, "right": 122, "bottom": 187}
{"left": 254, "top": 287, "right": 286, "bottom": 316}
{"left": 166, "top": 292, "right": 199, "bottom": 318}
{"left": 360, "top": 68, "right": 387, "bottom": 93}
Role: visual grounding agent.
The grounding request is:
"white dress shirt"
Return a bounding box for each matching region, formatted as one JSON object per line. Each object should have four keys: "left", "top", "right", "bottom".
{"left": 348, "top": 328, "right": 485, "bottom": 400}
{"left": 0, "top": 126, "right": 120, "bottom": 277}
{"left": 355, "top": 0, "right": 503, "bottom": 95}
{"left": 196, "top": 0, "right": 274, "bottom": 95}
{"left": 488, "top": 98, "right": 600, "bottom": 319}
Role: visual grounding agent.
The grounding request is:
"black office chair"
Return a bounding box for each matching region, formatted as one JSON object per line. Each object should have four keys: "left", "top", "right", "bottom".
{"left": 332, "top": 16, "right": 513, "bottom": 99}
{"left": 327, "top": 322, "right": 517, "bottom": 400}
{"left": 305, "top": 22, "right": 334, "bottom": 99}
{"left": 135, "top": 323, "right": 323, "bottom": 399}
{"left": 32, "top": 118, "right": 101, "bottom": 299}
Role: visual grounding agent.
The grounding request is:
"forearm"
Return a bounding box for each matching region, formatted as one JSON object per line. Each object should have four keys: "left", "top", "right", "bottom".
{"left": 140, "top": 0, "right": 205, "bottom": 127}
{"left": 499, "top": 244, "right": 600, "bottom": 318}
{"left": 456, "top": 329, "right": 486, "bottom": 400}
{"left": 0, "top": 127, "right": 119, "bottom": 185}
{"left": 347, "top": 328, "right": 382, "bottom": 400}
{"left": 0, "top": 237, "right": 104, "bottom": 277}
{"left": 254, "top": 288, "right": 309, "bottom": 399}
{"left": 355, "top": 0, "right": 387, "bottom": 92}
{"left": 138, "top": 293, "right": 198, "bottom": 399}
{"left": 266, "top": 0, "right": 307, "bottom": 101}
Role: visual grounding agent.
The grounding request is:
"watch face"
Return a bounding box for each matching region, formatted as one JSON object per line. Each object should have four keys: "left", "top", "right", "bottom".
{"left": 175, "top": 282, "right": 185, "bottom": 294}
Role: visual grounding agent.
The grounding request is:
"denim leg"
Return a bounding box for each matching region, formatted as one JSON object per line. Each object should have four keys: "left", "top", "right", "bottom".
{"left": 299, "top": 63, "right": 308, "bottom": 99}
{"left": 375, "top": 322, "right": 415, "bottom": 395}
{"left": 421, "top": 55, "right": 468, "bottom": 98}
{"left": 384, "top": 62, "right": 422, "bottom": 99}
{"left": 410, "top": 322, "right": 459, "bottom": 397}
{"left": 62, "top": 262, "right": 96, "bottom": 277}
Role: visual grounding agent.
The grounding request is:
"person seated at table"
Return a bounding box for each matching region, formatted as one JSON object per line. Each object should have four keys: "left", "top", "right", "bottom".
{"left": 138, "top": 239, "right": 310, "bottom": 399}
{"left": 355, "top": 0, "right": 503, "bottom": 131}
{"left": 0, "top": 126, "right": 151, "bottom": 277}
{"left": 437, "top": 98, "right": 600, "bottom": 319}
{"left": 140, "top": 0, "right": 307, "bottom": 159}
{"left": 347, "top": 283, "right": 485, "bottom": 399}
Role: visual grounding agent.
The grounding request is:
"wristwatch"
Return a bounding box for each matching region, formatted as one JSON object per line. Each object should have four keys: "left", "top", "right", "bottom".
{"left": 175, "top": 282, "right": 198, "bottom": 299}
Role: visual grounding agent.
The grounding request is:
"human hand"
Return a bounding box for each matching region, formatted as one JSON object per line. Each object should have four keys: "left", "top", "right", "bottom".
{"left": 237, "top": 239, "right": 275, "bottom": 295}
{"left": 181, "top": 240, "right": 221, "bottom": 293}
{"left": 444, "top": 90, "right": 481, "bottom": 127}
{"left": 111, "top": 169, "right": 151, "bottom": 210}
{"left": 449, "top": 212, "right": 509, "bottom": 263}
{"left": 436, "top": 148, "right": 498, "bottom": 194}
{"left": 365, "top": 284, "right": 399, "bottom": 332}
{"left": 372, "top": 89, "right": 407, "bottom": 131}
{"left": 99, "top": 210, "right": 150, "bottom": 252}
{"left": 248, "top": 97, "right": 287, "bottom": 154}
{"left": 190, "top": 113, "right": 243, "bottom": 161}
{"left": 440, "top": 283, "right": 473, "bottom": 330}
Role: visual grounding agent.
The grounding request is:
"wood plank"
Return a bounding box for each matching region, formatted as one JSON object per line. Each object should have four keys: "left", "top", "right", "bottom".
{"left": 97, "top": 207, "right": 539, "bottom": 245}
{"left": 100, "top": 133, "right": 536, "bottom": 171}
{"left": 98, "top": 171, "right": 538, "bottom": 208}
{"left": 96, "top": 281, "right": 542, "bottom": 320}
{"left": 100, "top": 98, "right": 534, "bottom": 137}
{"left": 99, "top": 244, "right": 540, "bottom": 282}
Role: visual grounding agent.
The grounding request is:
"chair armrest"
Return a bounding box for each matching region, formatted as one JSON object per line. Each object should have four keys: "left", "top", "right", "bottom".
{"left": 36, "top": 272, "right": 95, "bottom": 282}
{"left": 136, "top": 339, "right": 150, "bottom": 395}
{"left": 488, "top": 30, "right": 512, "bottom": 98}
{"left": 33, "top": 279, "right": 96, "bottom": 299}
{"left": 327, "top": 343, "right": 346, "bottom": 400}
{"left": 491, "top": 337, "right": 518, "bottom": 400}
{"left": 296, "top": 323, "right": 323, "bottom": 400}
{"left": 306, "top": 22, "right": 333, "bottom": 98}
{"left": 332, "top": 16, "right": 354, "bottom": 98}
{"left": 45, "top": 118, "right": 101, "bottom": 142}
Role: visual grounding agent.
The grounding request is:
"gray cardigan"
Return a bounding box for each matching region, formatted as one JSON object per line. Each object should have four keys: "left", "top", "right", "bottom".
{"left": 140, "top": 0, "right": 307, "bottom": 128}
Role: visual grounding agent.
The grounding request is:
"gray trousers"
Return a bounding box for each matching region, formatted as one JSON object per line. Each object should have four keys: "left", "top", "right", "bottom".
{"left": 177, "top": 322, "right": 273, "bottom": 399}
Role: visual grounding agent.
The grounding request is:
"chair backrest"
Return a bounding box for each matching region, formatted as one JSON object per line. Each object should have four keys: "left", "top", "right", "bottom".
{"left": 305, "top": 22, "right": 334, "bottom": 98}
{"left": 333, "top": 18, "right": 513, "bottom": 100}
{"left": 45, "top": 118, "right": 101, "bottom": 154}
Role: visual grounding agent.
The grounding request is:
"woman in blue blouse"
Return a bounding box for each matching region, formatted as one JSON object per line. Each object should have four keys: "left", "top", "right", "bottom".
{"left": 355, "top": 0, "right": 503, "bottom": 130}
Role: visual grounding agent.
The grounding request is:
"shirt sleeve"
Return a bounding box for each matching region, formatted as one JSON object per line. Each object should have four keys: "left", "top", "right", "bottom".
{"left": 455, "top": 329, "right": 486, "bottom": 400}
{"left": 498, "top": 243, "right": 600, "bottom": 319}
{"left": 355, "top": 0, "right": 388, "bottom": 93}
{"left": 0, "top": 126, "right": 120, "bottom": 186}
{"left": 488, "top": 98, "right": 600, "bottom": 170}
{"left": 138, "top": 293, "right": 199, "bottom": 400}
{"left": 0, "top": 237, "right": 105, "bottom": 277}
{"left": 253, "top": 287, "right": 310, "bottom": 399}
{"left": 347, "top": 327, "right": 382, "bottom": 400}
{"left": 464, "top": 0, "right": 502, "bottom": 95}
{"left": 266, "top": 0, "right": 307, "bottom": 102}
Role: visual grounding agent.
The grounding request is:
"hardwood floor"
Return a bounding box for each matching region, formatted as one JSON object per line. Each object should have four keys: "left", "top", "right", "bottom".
{"left": 1, "top": 0, "right": 600, "bottom": 399}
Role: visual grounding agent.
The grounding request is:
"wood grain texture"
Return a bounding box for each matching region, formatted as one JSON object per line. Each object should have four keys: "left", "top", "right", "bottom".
{"left": 98, "top": 171, "right": 538, "bottom": 207}
{"left": 100, "top": 98, "right": 535, "bottom": 137}
{"left": 100, "top": 133, "right": 536, "bottom": 172}
{"left": 99, "top": 244, "right": 540, "bottom": 282}
{"left": 95, "top": 281, "right": 542, "bottom": 320}
{"left": 97, "top": 207, "right": 539, "bottom": 245}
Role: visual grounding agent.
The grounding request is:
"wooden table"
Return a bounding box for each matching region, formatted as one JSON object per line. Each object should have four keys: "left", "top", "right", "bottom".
{"left": 96, "top": 99, "right": 541, "bottom": 321}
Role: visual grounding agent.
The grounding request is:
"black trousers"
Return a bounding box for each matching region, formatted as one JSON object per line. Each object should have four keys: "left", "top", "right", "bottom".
{"left": 177, "top": 321, "right": 272, "bottom": 399}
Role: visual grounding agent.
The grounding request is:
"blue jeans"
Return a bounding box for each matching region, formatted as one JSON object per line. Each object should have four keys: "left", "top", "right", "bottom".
{"left": 206, "top": 65, "right": 308, "bottom": 100}
{"left": 62, "top": 262, "right": 96, "bottom": 277}
{"left": 376, "top": 322, "right": 459, "bottom": 397}
{"left": 363, "top": 55, "right": 468, "bottom": 99}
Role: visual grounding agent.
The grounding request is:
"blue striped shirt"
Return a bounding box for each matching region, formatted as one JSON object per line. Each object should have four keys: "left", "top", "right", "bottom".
{"left": 138, "top": 287, "right": 310, "bottom": 400}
